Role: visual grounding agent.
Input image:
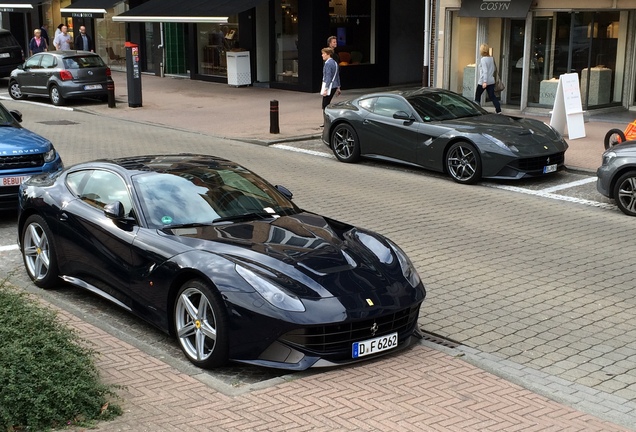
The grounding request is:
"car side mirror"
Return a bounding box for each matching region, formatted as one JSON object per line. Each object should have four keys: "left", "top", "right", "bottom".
{"left": 393, "top": 111, "right": 415, "bottom": 124}
{"left": 10, "top": 110, "right": 22, "bottom": 123}
{"left": 104, "top": 201, "right": 136, "bottom": 227}
{"left": 275, "top": 185, "right": 293, "bottom": 200}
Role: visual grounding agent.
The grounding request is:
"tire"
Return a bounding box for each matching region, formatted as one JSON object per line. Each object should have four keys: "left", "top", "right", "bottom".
{"left": 613, "top": 170, "right": 636, "bottom": 217}
{"left": 446, "top": 141, "right": 482, "bottom": 185}
{"left": 174, "top": 279, "right": 229, "bottom": 369}
{"left": 21, "top": 214, "right": 60, "bottom": 288}
{"left": 8, "top": 80, "right": 26, "bottom": 100}
{"left": 330, "top": 123, "right": 361, "bottom": 163}
{"left": 49, "top": 85, "right": 65, "bottom": 106}
{"left": 604, "top": 129, "right": 626, "bottom": 150}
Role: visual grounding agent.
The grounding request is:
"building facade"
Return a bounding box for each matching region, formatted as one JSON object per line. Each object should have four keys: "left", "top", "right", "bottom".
{"left": 437, "top": 0, "right": 636, "bottom": 112}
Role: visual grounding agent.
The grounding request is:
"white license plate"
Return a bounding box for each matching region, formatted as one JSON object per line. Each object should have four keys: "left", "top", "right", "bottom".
{"left": 84, "top": 84, "right": 102, "bottom": 90}
{"left": 1, "top": 175, "right": 29, "bottom": 187}
{"left": 352, "top": 332, "right": 398, "bottom": 358}
{"left": 543, "top": 164, "right": 557, "bottom": 174}
{"left": 0, "top": 53, "right": 9, "bottom": 58}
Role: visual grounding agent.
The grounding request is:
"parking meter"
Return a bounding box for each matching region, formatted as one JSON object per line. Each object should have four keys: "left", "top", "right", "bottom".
{"left": 125, "top": 41, "right": 142, "bottom": 108}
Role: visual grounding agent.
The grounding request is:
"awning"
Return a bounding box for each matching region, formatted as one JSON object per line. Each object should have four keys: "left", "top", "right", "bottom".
{"left": 0, "top": 0, "right": 36, "bottom": 13}
{"left": 113, "top": 0, "right": 266, "bottom": 23}
{"left": 458, "top": 0, "right": 533, "bottom": 19}
{"left": 61, "top": 0, "right": 123, "bottom": 18}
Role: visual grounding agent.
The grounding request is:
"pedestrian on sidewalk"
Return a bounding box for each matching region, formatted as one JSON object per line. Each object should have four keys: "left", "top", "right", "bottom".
{"left": 327, "top": 35, "right": 340, "bottom": 64}
{"left": 474, "top": 43, "right": 501, "bottom": 114}
{"left": 320, "top": 47, "right": 341, "bottom": 127}
{"left": 74, "top": 26, "right": 93, "bottom": 52}
{"left": 29, "top": 29, "right": 48, "bottom": 56}
{"left": 54, "top": 25, "right": 72, "bottom": 51}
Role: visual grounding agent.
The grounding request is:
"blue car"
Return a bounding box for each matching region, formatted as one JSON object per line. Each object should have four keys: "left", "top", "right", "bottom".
{"left": 0, "top": 102, "right": 63, "bottom": 210}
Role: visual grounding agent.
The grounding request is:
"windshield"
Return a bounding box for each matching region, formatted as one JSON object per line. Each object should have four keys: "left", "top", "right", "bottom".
{"left": 407, "top": 91, "right": 486, "bottom": 121}
{"left": 63, "top": 55, "right": 106, "bottom": 69}
{"left": 133, "top": 165, "right": 299, "bottom": 229}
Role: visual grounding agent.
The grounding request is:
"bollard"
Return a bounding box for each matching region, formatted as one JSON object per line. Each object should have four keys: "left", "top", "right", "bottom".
{"left": 107, "top": 80, "right": 116, "bottom": 108}
{"left": 270, "top": 100, "right": 280, "bottom": 134}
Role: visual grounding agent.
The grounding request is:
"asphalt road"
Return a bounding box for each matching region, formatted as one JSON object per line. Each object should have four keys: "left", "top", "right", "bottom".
{"left": 1, "top": 98, "right": 636, "bottom": 425}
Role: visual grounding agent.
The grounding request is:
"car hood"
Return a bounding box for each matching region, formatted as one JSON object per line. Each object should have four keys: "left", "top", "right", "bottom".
{"left": 0, "top": 127, "right": 52, "bottom": 153}
{"left": 444, "top": 114, "right": 566, "bottom": 148}
{"left": 608, "top": 141, "right": 636, "bottom": 156}
{"left": 165, "top": 212, "right": 412, "bottom": 299}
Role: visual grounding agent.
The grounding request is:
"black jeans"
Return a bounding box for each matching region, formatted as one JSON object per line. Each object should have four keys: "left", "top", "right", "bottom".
{"left": 475, "top": 84, "right": 501, "bottom": 113}
{"left": 322, "top": 89, "right": 336, "bottom": 110}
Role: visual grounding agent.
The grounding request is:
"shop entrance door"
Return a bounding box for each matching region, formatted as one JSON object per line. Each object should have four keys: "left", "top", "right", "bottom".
{"left": 506, "top": 20, "right": 525, "bottom": 107}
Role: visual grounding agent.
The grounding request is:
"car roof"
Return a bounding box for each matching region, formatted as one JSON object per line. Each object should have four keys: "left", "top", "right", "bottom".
{"left": 44, "top": 50, "right": 100, "bottom": 57}
{"left": 83, "top": 154, "right": 240, "bottom": 176}
{"left": 355, "top": 87, "right": 454, "bottom": 100}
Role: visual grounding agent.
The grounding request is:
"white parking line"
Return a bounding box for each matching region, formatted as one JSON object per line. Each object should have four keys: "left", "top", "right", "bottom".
{"left": 271, "top": 144, "right": 334, "bottom": 159}
{"left": 539, "top": 177, "right": 597, "bottom": 193}
{"left": 488, "top": 183, "right": 616, "bottom": 210}
{"left": 0, "top": 244, "right": 19, "bottom": 252}
{"left": 0, "top": 93, "right": 74, "bottom": 111}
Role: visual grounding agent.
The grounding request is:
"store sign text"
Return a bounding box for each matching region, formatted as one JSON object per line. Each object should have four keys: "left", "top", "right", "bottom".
{"left": 480, "top": 0, "right": 511, "bottom": 11}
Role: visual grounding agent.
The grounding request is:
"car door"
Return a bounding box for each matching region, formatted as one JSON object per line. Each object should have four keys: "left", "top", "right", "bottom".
{"left": 55, "top": 168, "right": 138, "bottom": 308}
{"left": 355, "top": 96, "right": 422, "bottom": 163}
{"left": 18, "top": 55, "right": 43, "bottom": 94}
{"left": 31, "top": 53, "right": 58, "bottom": 95}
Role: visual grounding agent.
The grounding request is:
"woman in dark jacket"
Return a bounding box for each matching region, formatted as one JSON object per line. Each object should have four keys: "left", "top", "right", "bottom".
{"left": 29, "top": 29, "right": 48, "bottom": 56}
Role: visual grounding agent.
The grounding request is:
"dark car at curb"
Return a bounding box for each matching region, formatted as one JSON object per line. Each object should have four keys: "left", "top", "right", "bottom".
{"left": 597, "top": 141, "right": 636, "bottom": 216}
{"left": 17, "top": 154, "right": 426, "bottom": 370}
{"left": 322, "top": 88, "right": 569, "bottom": 185}
{"left": 8, "top": 51, "right": 112, "bottom": 106}
{"left": 0, "top": 29, "right": 24, "bottom": 77}
{"left": 0, "top": 102, "right": 63, "bottom": 210}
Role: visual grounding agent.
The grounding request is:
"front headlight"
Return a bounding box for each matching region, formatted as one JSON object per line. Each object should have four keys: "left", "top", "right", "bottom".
{"left": 43, "top": 147, "right": 57, "bottom": 163}
{"left": 602, "top": 151, "right": 617, "bottom": 166}
{"left": 386, "top": 239, "right": 421, "bottom": 288}
{"left": 236, "top": 265, "right": 305, "bottom": 312}
{"left": 482, "top": 133, "right": 517, "bottom": 153}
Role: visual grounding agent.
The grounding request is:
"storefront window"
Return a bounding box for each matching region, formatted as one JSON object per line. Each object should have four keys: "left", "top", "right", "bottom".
{"left": 98, "top": 3, "right": 127, "bottom": 70}
{"left": 531, "top": 11, "right": 626, "bottom": 108}
{"left": 197, "top": 18, "right": 239, "bottom": 77}
{"left": 447, "top": 12, "right": 477, "bottom": 99}
{"left": 328, "top": 0, "right": 375, "bottom": 66}
{"left": 275, "top": 0, "right": 298, "bottom": 84}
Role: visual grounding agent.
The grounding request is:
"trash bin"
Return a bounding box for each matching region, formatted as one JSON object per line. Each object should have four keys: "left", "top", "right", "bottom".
{"left": 125, "top": 42, "right": 142, "bottom": 108}
{"left": 226, "top": 51, "right": 251, "bottom": 86}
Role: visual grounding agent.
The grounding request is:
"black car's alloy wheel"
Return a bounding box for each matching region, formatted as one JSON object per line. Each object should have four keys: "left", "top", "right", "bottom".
{"left": 174, "top": 279, "right": 229, "bottom": 368}
{"left": 446, "top": 141, "right": 482, "bottom": 185}
{"left": 331, "top": 123, "right": 361, "bottom": 163}
{"left": 613, "top": 170, "right": 636, "bottom": 216}
{"left": 21, "top": 215, "right": 59, "bottom": 288}
{"left": 49, "top": 85, "right": 65, "bottom": 106}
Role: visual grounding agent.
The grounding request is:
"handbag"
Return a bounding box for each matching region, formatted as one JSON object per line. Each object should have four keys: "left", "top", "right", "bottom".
{"left": 493, "top": 59, "right": 505, "bottom": 92}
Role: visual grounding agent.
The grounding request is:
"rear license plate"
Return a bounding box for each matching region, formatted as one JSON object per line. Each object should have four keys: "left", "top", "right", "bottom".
{"left": 543, "top": 163, "right": 557, "bottom": 173}
{"left": 1, "top": 176, "right": 29, "bottom": 187}
{"left": 352, "top": 332, "right": 398, "bottom": 358}
{"left": 84, "top": 84, "right": 102, "bottom": 90}
{"left": 0, "top": 53, "right": 9, "bottom": 58}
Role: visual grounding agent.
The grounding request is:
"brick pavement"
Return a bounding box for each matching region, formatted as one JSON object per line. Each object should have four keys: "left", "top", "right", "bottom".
{"left": 2, "top": 73, "right": 636, "bottom": 431}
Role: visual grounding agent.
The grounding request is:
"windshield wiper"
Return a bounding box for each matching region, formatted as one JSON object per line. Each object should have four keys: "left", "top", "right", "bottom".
{"left": 161, "top": 222, "right": 214, "bottom": 230}
{"left": 213, "top": 212, "right": 277, "bottom": 223}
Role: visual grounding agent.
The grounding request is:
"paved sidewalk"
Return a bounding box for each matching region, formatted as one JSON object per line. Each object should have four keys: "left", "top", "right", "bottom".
{"left": 28, "top": 72, "right": 636, "bottom": 430}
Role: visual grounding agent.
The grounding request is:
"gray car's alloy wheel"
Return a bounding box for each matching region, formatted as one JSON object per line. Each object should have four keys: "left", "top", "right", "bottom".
{"left": 613, "top": 170, "right": 636, "bottom": 216}
{"left": 49, "top": 85, "right": 65, "bottom": 106}
{"left": 8, "top": 80, "right": 26, "bottom": 100}
{"left": 174, "top": 279, "right": 229, "bottom": 368}
{"left": 446, "top": 141, "right": 482, "bottom": 185}
{"left": 22, "top": 215, "right": 59, "bottom": 288}
{"left": 331, "top": 123, "right": 361, "bottom": 163}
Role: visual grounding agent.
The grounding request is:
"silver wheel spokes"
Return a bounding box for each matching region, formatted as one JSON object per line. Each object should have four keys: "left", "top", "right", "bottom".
{"left": 618, "top": 177, "right": 636, "bottom": 213}
{"left": 23, "top": 223, "right": 50, "bottom": 281}
{"left": 334, "top": 128, "right": 354, "bottom": 158}
{"left": 176, "top": 288, "right": 217, "bottom": 361}
{"left": 10, "top": 84, "right": 21, "bottom": 98}
{"left": 448, "top": 146, "right": 476, "bottom": 180}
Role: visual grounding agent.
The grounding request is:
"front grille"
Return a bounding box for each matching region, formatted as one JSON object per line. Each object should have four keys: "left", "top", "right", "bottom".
{"left": 0, "top": 154, "right": 44, "bottom": 170}
{"left": 280, "top": 304, "right": 421, "bottom": 355}
{"left": 511, "top": 152, "right": 565, "bottom": 172}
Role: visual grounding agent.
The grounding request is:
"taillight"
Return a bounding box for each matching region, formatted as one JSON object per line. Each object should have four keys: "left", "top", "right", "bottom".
{"left": 59, "top": 70, "right": 73, "bottom": 81}
{"left": 106, "top": 67, "right": 111, "bottom": 76}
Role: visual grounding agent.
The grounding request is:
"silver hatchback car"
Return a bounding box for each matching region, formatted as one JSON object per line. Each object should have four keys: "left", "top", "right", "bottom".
{"left": 8, "top": 51, "right": 112, "bottom": 106}
{"left": 597, "top": 141, "right": 636, "bottom": 216}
